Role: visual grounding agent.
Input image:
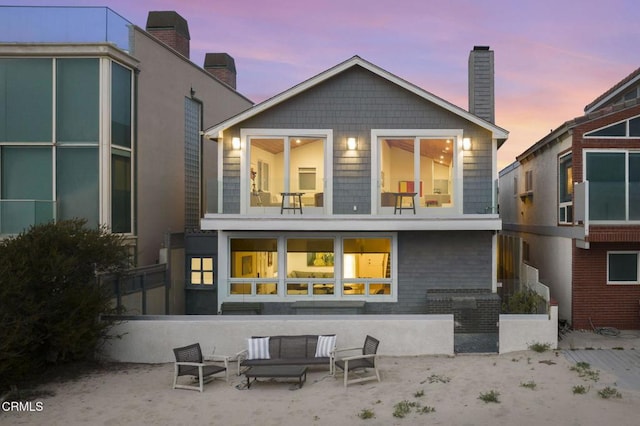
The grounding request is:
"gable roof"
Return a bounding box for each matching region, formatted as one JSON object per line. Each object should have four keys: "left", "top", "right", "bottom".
{"left": 584, "top": 66, "right": 640, "bottom": 114}
{"left": 204, "top": 55, "right": 508, "bottom": 144}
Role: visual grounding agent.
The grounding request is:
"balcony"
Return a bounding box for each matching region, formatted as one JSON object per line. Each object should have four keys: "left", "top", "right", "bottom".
{"left": 0, "top": 6, "right": 133, "bottom": 53}
{"left": 0, "top": 200, "right": 56, "bottom": 235}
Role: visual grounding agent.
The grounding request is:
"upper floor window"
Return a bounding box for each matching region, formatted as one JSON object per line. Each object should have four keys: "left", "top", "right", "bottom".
{"left": 378, "top": 135, "right": 456, "bottom": 210}
{"left": 585, "top": 115, "right": 640, "bottom": 138}
{"left": 586, "top": 151, "right": 640, "bottom": 221}
{"left": 524, "top": 170, "right": 533, "bottom": 193}
{"left": 0, "top": 57, "right": 133, "bottom": 235}
{"left": 248, "top": 136, "right": 326, "bottom": 210}
{"left": 0, "top": 58, "right": 52, "bottom": 142}
{"left": 558, "top": 153, "right": 573, "bottom": 224}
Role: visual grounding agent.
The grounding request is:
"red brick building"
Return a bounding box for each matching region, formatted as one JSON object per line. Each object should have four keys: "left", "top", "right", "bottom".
{"left": 500, "top": 68, "right": 640, "bottom": 330}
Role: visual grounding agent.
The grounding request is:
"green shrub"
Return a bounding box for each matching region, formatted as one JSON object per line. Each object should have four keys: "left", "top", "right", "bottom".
{"left": 392, "top": 400, "right": 416, "bottom": 418}
{"left": 0, "top": 219, "right": 130, "bottom": 390}
{"left": 598, "top": 387, "right": 622, "bottom": 399}
{"left": 572, "top": 385, "right": 589, "bottom": 394}
{"left": 502, "top": 288, "right": 546, "bottom": 314}
{"left": 478, "top": 390, "right": 501, "bottom": 403}
{"left": 570, "top": 362, "right": 600, "bottom": 382}
{"left": 528, "top": 342, "right": 551, "bottom": 353}
{"left": 520, "top": 380, "right": 537, "bottom": 390}
{"left": 357, "top": 408, "right": 375, "bottom": 419}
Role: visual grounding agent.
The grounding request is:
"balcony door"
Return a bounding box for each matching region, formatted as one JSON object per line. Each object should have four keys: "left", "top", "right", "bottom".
{"left": 377, "top": 135, "right": 456, "bottom": 213}
{"left": 247, "top": 135, "right": 326, "bottom": 213}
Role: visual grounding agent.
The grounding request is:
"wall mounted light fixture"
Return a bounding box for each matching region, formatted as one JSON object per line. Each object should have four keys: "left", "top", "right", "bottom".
{"left": 347, "top": 137, "right": 357, "bottom": 150}
{"left": 232, "top": 137, "right": 241, "bottom": 150}
{"left": 462, "top": 137, "right": 472, "bottom": 151}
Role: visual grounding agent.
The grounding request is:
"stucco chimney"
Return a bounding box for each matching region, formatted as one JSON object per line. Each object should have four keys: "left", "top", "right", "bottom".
{"left": 146, "top": 11, "right": 190, "bottom": 59}
{"left": 204, "top": 53, "right": 237, "bottom": 89}
{"left": 468, "top": 46, "right": 495, "bottom": 124}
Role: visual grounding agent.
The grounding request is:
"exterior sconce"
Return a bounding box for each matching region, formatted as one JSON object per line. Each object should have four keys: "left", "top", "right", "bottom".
{"left": 462, "top": 137, "right": 472, "bottom": 151}
{"left": 347, "top": 137, "right": 357, "bottom": 150}
{"left": 232, "top": 137, "right": 241, "bottom": 150}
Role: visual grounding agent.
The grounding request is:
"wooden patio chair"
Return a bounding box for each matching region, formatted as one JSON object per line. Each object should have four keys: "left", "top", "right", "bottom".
{"left": 333, "top": 335, "right": 381, "bottom": 387}
{"left": 172, "top": 343, "right": 228, "bottom": 392}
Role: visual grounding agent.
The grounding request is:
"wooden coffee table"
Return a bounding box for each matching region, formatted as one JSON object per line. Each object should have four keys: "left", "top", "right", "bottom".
{"left": 245, "top": 365, "right": 308, "bottom": 389}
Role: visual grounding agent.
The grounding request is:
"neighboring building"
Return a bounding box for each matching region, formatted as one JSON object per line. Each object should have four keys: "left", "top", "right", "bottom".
{"left": 186, "top": 46, "right": 509, "bottom": 339}
{"left": 0, "top": 6, "right": 252, "bottom": 274}
{"left": 499, "top": 67, "right": 640, "bottom": 330}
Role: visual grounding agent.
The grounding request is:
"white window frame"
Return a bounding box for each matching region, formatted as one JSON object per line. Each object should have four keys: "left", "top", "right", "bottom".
{"left": 584, "top": 114, "right": 640, "bottom": 138}
{"left": 524, "top": 170, "right": 533, "bottom": 192}
{"left": 371, "top": 129, "right": 464, "bottom": 215}
{"left": 558, "top": 152, "right": 573, "bottom": 225}
{"left": 584, "top": 149, "right": 640, "bottom": 224}
{"left": 189, "top": 256, "right": 214, "bottom": 286}
{"left": 607, "top": 251, "right": 640, "bottom": 285}
{"left": 220, "top": 231, "right": 398, "bottom": 302}
{"left": 238, "top": 129, "right": 333, "bottom": 214}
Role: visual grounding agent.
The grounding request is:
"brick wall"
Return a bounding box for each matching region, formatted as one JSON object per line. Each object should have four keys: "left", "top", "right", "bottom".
{"left": 589, "top": 226, "right": 640, "bottom": 242}
{"left": 425, "top": 289, "right": 500, "bottom": 333}
{"left": 572, "top": 242, "right": 640, "bottom": 330}
{"left": 146, "top": 28, "right": 190, "bottom": 58}
{"left": 572, "top": 104, "right": 640, "bottom": 181}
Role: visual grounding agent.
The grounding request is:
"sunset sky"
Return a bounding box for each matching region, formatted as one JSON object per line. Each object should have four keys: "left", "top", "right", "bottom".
{"left": 23, "top": 0, "right": 640, "bottom": 169}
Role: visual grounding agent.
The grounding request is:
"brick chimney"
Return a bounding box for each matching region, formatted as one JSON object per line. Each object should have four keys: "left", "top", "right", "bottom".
{"left": 204, "top": 53, "right": 237, "bottom": 89}
{"left": 468, "top": 46, "right": 495, "bottom": 124}
{"left": 146, "top": 11, "right": 190, "bottom": 59}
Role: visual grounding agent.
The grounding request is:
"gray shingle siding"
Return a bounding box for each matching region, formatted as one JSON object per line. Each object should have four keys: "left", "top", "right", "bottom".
{"left": 256, "top": 230, "right": 494, "bottom": 315}
{"left": 223, "top": 66, "right": 494, "bottom": 212}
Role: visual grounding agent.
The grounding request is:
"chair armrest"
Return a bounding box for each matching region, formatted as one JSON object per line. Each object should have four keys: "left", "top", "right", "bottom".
{"left": 235, "top": 349, "right": 248, "bottom": 376}
{"left": 333, "top": 347, "right": 362, "bottom": 357}
{"left": 334, "top": 346, "right": 363, "bottom": 355}
{"left": 175, "top": 361, "right": 206, "bottom": 367}
{"left": 205, "top": 354, "right": 231, "bottom": 363}
{"left": 341, "top": 353, "right": 377, "bottom": 361}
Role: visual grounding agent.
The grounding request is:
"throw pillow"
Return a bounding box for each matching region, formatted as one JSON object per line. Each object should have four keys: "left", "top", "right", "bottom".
{"left": 314, "top": 334, "right": 336, "bottom": 358}
{"left": 247, "top": 337, "right": 270, "bottom": 360}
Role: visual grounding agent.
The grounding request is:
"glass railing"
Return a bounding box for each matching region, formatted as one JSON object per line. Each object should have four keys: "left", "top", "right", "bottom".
{"left": 0, "top": 6, "right": 133, "bottom": 53}
{"left": 0, "top": 200, "right": 56, "bottom": 235}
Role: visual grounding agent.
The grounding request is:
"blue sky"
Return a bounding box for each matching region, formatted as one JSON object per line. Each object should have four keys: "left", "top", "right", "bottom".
{"left": 18, "top": 0, "right": 640, "bottom": 168}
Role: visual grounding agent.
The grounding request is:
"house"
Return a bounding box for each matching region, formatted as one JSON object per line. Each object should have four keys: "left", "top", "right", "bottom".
{"left": 0, "top": 7, "right": 252, "bottom": 310}
{"left": 498, "top": 66, "right": 640, "bottom": 330}
{"left": 185, "top": 46, "right": 509, "bottom": 337}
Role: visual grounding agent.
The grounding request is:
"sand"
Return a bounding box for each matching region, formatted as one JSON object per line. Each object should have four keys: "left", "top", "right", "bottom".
{"left": 2, "top": 347, "right": 639, "bottom": 426}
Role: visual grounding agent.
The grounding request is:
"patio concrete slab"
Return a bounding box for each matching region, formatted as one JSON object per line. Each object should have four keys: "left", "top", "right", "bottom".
{"left": 560, "top": 329, "right": 640, "bottom": 391}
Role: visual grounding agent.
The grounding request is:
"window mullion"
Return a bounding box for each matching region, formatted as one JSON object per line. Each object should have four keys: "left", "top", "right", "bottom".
{"left": 627, "top": 152, "right": 630, "bottom": 221}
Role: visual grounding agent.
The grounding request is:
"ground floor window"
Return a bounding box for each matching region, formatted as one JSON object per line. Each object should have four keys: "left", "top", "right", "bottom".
{"left": 607, "top": 251, "right": 640, "bottom": 284}
{"left": 230, "top": 238, "right": 278, "bottom": 295}
{"left": 190, "top": 256, "right": 214, "bottom": 286}
{"left": 226, "top": 234, "right": 395, "bottom": 301}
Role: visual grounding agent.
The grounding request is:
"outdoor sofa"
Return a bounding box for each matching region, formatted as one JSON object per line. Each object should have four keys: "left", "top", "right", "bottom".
{"left": 236, "top": 334, "right": 336, "bottom": 376}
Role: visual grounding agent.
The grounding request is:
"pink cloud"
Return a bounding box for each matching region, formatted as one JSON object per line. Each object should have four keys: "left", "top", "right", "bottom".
{"left": 22, "top": 0, "right": 640, "bottom": 169}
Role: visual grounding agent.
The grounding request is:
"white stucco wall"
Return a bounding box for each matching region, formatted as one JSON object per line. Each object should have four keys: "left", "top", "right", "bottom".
{"left": 499, "top": 305, "right": 558, "bottom": 353}
{"left": 132, "top": 29, "right": 252, "bottom": 266}
{"left": 530, "top": 235, "right": 573, "bottom": 322}
{"left": 100, "top": 315, "right": 454, "bottom": 363}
